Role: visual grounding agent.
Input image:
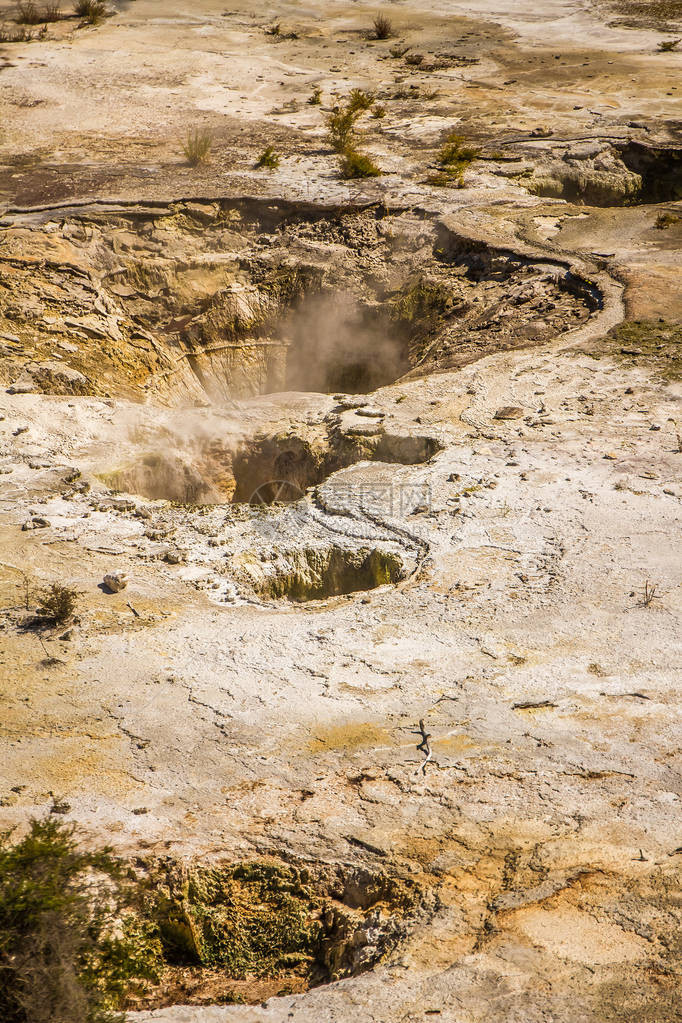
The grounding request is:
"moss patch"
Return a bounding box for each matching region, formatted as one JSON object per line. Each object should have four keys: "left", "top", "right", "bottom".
{"left": 594, "top": 320, "right": 682, "bottom": 381}
{"left": 154, "top": 862, "right": 321, "bottom": 975}
{"left": 126, "top": 857, "right": 423, "bottom": 1009}
{"left": 254, "top": 546, "right": 406, "bottom": 601}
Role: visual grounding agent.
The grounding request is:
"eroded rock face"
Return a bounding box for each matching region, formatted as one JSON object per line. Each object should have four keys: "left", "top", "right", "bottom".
{"left": 8, "top": 361, "right": 91, "bottom": 395}
{"left": 0, "top": 202, "right": 595, "bottom": 407}
{"left": 242, "top": 545, "right": 406, "bottom": 601}
{"left": 122, "top": 857, "right": 425, "bottom": 1011}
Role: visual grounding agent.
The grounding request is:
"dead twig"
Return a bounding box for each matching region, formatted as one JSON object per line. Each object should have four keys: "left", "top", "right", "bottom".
{"left": 639, "top": 580, "right": 661, "bottom": 608}
{"left": 412, "top": 718, "right": 435, "bottom": 775}
{"left": 37, "top": 634, "right": 64, "bottom": 666}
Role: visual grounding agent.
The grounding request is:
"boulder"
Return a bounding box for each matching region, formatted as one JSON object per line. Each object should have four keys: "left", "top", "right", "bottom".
{"left": 103, "top": 571, "right": 128, "bottom": 593}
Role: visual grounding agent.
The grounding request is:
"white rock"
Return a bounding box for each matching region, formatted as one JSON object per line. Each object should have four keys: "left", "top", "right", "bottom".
{"left": 7, "top": 375, "right": 36, "bottom": 395}
{"left": 103, "top": 571, "right": 128, "bottom": 593}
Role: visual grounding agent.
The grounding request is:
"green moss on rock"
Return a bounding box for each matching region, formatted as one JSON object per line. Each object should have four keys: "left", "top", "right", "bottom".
{"left": 153, "top": 862, "right": 322, "bottom": 977}
{"left": 255, "top": 546, "right": 406, "bottom": 602}
{"left": 595, "top": 320, "right": 682, "bottom": 380}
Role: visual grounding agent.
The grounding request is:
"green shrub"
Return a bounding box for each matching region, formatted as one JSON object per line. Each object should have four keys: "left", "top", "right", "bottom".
{"left": 35, "top": 583, "right": 79, "bottom": 625}
{"left": 182, "top": 127, "right": 212, "bottom": 166}
{"left": 339, "top": 147, "right": 381, "bottom": 179}
{"left": 347, "top": 87, "right": 375, "bottom": 113}
{"left": 438, "top": 132, "right": 479, "bottom": 167}
{"left": 326, "top": 90, "right": 375, "bottom": 152}
{"left": 0, "top": 816, "right": 159, "bottom": 1023}
{"left": 327, "top": 107, "right": 359, "bottom": 151}
{"left": 308, "top": 86, "right": 322, "bottom": 106}
{"left": 426, "top": 131, "right": 480, "bottom": 187}
{"left": 256, "top": 145, "right": 280, "bottom": 169}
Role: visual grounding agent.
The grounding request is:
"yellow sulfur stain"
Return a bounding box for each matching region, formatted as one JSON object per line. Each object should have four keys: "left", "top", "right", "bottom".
{"left": 308, "top": 722, "right": 391, "bottom": 753}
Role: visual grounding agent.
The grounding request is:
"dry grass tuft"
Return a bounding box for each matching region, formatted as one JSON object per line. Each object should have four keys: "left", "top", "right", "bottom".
{"left": 371, "top": 14, "right": 393, "bottom": 39}
{"left": 74, "top": 0, "right": 105, "bottom": 24}
{"left": 0, "top": 23, "right": 35, "bottom": 40}
{"left": 183, "top": 127, "right": 213, "bottom": 166}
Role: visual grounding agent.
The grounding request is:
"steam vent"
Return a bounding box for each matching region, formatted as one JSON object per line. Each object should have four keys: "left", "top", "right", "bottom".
{"left": 0, "top": 1, "right": 680, "bottom": 1021}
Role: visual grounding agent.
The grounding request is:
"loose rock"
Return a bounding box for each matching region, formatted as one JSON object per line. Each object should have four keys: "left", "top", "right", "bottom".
{"left": 103, "top": 572, "right": 128, "bottom": 593}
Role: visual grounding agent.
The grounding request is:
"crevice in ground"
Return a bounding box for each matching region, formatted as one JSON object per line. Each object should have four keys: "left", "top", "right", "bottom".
{"left": 242, "top": 544, "right": 406, "bottom": 602}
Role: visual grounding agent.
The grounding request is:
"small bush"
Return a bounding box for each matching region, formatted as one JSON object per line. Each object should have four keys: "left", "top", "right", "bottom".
{"left": 655, "top": 212, "right": 680, "bottom": 229}
{"left": 182, "top": 127, "right": 212, "bottom": 166}
{"left": 347, "top": 87, "right": 375, "bottom": 113}
{"left": 0, "top": 24, "right": 35, "bottom": 40}
{"left": 371, "top": 14, "right": 393, "bottom": 39}
{"left": 74, "top": 0, "right": 105, "bottom": 24}
{"left": 256, "top": 145, "right": 280, "bottom": 169}
{"left": 308, "top": 86, "right": 322, "bottom": 106}
{"left": 0, "top": 816, "right": 159, "bottom": 1023}
{"left": 426, "top": 131, "right": 480, "bottom": 187}
{"left": 326, "top": 90, "right": 375, "bottom": 152}
{"left": 372, "top": 104, "right": 387, "bottom": 119}
{"left": 327, "top": 106, "right": 359, "bottom": 151}
{"left": 339, "top": 146, "right": 381, "bottom": 179}
{"left": 35, "top": 583, "right": 79, "bottom": 625}
{"left": 439, "top": 132, "right": 479, "bottom": 167}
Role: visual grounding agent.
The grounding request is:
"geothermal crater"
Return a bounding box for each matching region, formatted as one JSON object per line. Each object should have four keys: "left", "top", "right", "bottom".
{"left": 0, "top": 200, "right": 598, "bottom": 408}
